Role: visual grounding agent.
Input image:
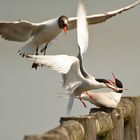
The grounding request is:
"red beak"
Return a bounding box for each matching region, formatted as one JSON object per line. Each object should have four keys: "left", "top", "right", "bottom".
{"left": 106, "top": 82, "right": 117, "bottom": 91}
{"left": 112, "top": 73, "right": 116, "bottom": 85}
{"left": 63, "top": 25, "right": 68, "bottom": 34}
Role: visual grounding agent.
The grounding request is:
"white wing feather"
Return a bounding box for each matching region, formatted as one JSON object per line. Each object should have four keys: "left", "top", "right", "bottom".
{"left": 77, "top": 0, "right": 88, "bottom": 55}
{"left": 27, "top": 54, "right": 86, "bottom": 92}
{"left": 27, "top": 54, "right": 78, "bottom": 74}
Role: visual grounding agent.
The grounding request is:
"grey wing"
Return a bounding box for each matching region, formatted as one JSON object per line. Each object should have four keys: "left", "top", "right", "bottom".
{"left": 0, "top": 20, "right": 42, "bottom": 42}
{"left": 68, "top": 0, "right": 140, "bottom": 30}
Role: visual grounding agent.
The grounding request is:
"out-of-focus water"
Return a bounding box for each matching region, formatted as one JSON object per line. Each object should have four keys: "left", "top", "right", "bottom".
{"left": 0, "top": 0, "right": 140, "bottom": 140}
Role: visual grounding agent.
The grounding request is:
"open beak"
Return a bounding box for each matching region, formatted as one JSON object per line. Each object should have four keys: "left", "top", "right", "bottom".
{"left": 106, "top": 73, "right": 117, "bottom": 91}
{"left": 111, "top": 73, "right": 128, "bottom": 92}
{"left": 106, "top": 73, "right": 118, "bottom": 91}
{"left": 106, "top": 73, "right": 123, "bottom": 92}
{"left": 112, "top": 73, "right": 116, "bottom": 85}
{"left": 63, "top": 25, "right": 68, "bottom": 35}
{"left": 106, "top": 82, "right": 118, "bottom": 91}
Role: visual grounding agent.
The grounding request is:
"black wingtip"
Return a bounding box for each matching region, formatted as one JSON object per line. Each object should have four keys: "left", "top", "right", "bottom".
{"left": 26, "top": 55, "right": 32, "bottom": 58}
{"left": 18, "top": 50, "right": 26, "bottom": 58}
{"left": 32, "top": 63, "right": 39, "bottom": 70}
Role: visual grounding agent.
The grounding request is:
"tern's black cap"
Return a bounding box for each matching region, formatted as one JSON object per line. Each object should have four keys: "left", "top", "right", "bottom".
{"left": 96, "top": 78, "right": 123, "bottom": 93}
{"left": 115, "top": 78, "right": 123, "bottom": 93}
{"left": 95, "top": 79, "right": 109, "bottom": 84}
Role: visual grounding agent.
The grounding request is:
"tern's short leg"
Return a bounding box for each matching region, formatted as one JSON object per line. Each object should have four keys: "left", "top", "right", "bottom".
{"left": 79, "top": 96, "right": 87, "bottom": 108}
{"left": 85, "top": 91, "right": 94, "bottom": 100}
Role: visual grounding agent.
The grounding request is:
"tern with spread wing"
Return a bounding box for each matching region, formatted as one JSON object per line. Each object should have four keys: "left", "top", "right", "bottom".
{"left": 79, "top": 74, "right": 124, "bottom": 108}
{"left": 0, "top": 0, "right": 139, "bottom": 57}
{"left": 27, "top": 0, "right": 119, "bottom": 115}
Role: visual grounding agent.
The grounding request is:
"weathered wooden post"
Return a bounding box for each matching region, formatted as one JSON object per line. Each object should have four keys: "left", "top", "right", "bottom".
{"left": 61, "top": 115, "right": 96, "bottom": 140}
{"left": 23, "top": 96, "right": 140, "bottom": 140}
{"left": 123, "top": 96, "right": 140, "bottom": 140}
{"left": 92, "top": 97, "right": 135, "bottom": 140}
{"left": 24, "top": 120, "right": 84, "bottom": 140}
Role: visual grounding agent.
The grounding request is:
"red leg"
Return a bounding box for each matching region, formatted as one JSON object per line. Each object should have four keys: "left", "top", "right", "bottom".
{"left": 85, "top": 91, "right": 94, "bottom": 100}
{"left": 79, "top": 97, "right": 87, "bottom": 108}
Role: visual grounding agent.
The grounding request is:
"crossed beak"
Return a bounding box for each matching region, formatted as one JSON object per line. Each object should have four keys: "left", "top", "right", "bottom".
{"left": 106, "top": 73, "right": 126, "bottom": 92}
{"left": 106, "top": 73, "right": 118, "bottom": 91}
{"left": 106, "top": 82, "right": 118, "bottom": 91}
{"left": 106, "top": 73, "right": 119, "bottom": 92}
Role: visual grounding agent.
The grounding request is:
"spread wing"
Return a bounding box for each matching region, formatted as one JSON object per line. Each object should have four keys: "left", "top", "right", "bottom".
{"left": 68, "top": 0, "right": 140, "bottom": 30}
{"left": 77, "top": 0, "right": 88, "bottom": 55}
{"left": 0, "top": 20, "right": 42, "bottom": 41}
{"left": 27, "top": 54, "right": 85, "bottom": 90}
{"left": 77, "top": 0, "right": 89, "bottom": 78}
{"left": 27, "top": 54, "right": 78, "bottom": 74}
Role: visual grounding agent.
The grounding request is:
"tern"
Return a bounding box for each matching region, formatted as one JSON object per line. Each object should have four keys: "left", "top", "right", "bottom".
{"left": 79, "top": 74, "right": 124, "bottom": 108}
{"left": 0, "top": 0, "right": 139, "bottom": 57}
{"left": 27, "top": 0, "right": 119, "bottom": 115}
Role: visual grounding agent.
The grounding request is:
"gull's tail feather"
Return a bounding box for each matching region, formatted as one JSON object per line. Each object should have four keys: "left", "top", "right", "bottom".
{"left": 66, "top": 95, "right": 75, "bottom": 116}
{"left": 18, "top": 42, "right": 38, "bottom": 57}
{"left": 57, "top": 93, "right": 70, "bottom": 99}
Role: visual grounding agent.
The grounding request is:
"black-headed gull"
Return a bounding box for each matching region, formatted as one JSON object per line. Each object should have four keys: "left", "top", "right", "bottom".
{"left": 0, "top": 0, "right": 139, "bottom": 56}
{"left": 27, "top": 0, "right": 119, "bottom": 116}
{"left": 79, "top": 74, "right": 124, "bottom": 108}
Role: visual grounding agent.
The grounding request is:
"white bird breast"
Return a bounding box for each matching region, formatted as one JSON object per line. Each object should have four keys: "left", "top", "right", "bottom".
{"left": 33, "top": 19, "right": 62, "bottom": 44}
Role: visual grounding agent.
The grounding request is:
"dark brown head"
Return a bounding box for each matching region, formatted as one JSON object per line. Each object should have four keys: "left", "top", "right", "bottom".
{"left": 58, "top": 15, "right": 69, "bottom": 33}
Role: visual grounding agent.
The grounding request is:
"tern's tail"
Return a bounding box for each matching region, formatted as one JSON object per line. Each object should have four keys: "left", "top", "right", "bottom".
{"left": 18, "top": 42, "right": 38, "bottom": 57}
{"left": 66, "top": 95, "right": 75, "bottom": 116}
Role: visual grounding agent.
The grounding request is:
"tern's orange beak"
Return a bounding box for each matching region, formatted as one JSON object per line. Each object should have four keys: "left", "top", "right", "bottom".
{"left": 63, "top": 25, "right": 68, "bottom": 35}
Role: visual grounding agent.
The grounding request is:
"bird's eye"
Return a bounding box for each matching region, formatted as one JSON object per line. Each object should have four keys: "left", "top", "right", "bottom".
{"left": 60, "top": 20, "right": 64, "bottom": 23}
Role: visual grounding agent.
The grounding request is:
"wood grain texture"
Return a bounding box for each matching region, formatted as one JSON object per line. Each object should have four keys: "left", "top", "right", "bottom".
{"left": 24, "top": 97, "right": 140, "bottom": 140}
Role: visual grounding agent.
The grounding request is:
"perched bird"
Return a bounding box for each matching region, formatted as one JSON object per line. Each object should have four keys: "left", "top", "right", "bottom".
{"left": 0, "top": 0, "right": 139, "bottom": 57}
{"left": 27, "top": 0, "right": 119, "bottom": 115}
{"left": 78, "top": 74, "right": 123, "bottom": 108}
